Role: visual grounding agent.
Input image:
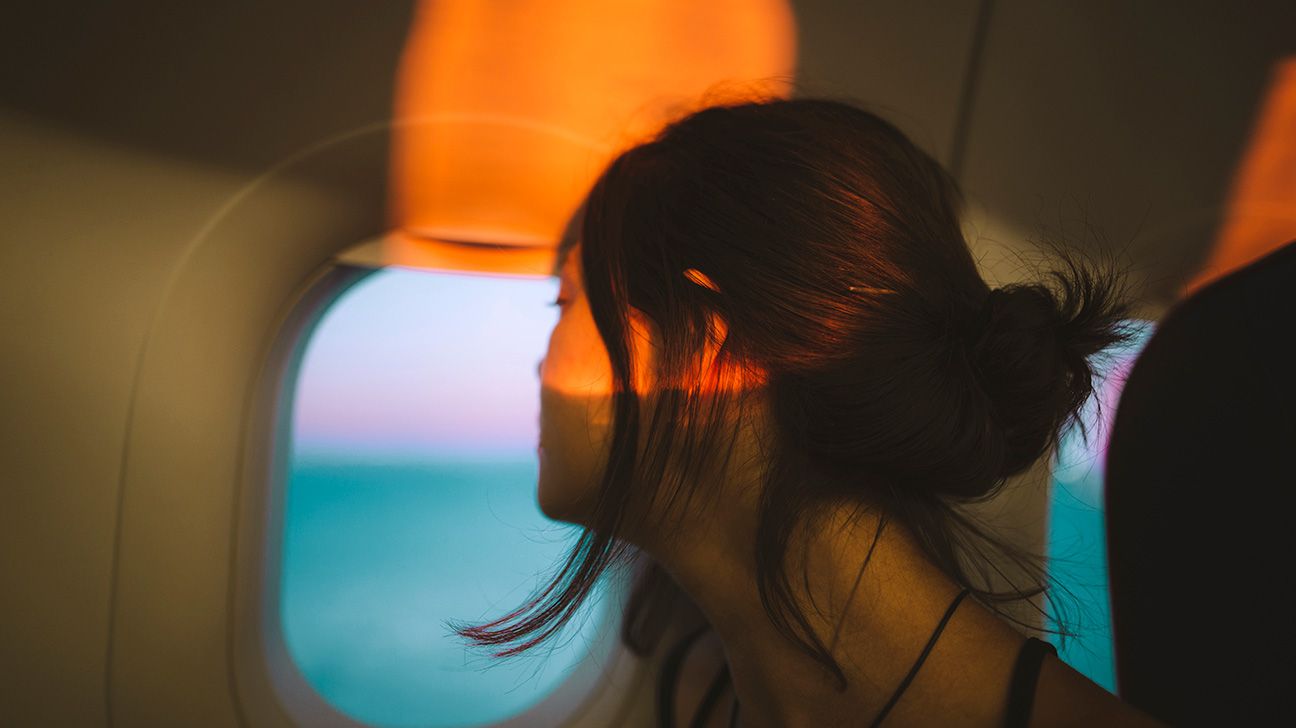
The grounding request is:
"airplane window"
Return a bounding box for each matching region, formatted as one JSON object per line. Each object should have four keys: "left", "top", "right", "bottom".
{"left": 1046, "top": 319, "right": 1156, "bottom": 692}
{"left": 280, "top": 267, "right": 612, "bottom": 727}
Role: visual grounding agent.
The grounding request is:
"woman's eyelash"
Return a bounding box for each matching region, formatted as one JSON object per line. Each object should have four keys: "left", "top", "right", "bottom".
{"left": 549, "top": 297, "right": 570, "bottom": 308}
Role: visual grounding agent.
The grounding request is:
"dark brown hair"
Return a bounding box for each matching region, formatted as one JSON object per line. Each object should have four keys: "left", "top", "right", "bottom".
{"left": 451, "top": 97, "right": 1133, "bottom": 690}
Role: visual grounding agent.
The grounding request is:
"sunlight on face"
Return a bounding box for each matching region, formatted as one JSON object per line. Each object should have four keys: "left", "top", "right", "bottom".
{"left": 536, "top": 245, "right": 655, "bottom": 525}
{"left": 536, "top": 243, "right": 765, "bottom": 527}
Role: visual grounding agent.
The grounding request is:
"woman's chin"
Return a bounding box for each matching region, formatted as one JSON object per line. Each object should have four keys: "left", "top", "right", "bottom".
{"left": 535, "top": 443, "right": 604, "bottom": 527}
{"left": 538, "top": 496, "right": 584, "bottom": 527}
{"left": 536, "top": 471, "right": 581, "bottom": 525}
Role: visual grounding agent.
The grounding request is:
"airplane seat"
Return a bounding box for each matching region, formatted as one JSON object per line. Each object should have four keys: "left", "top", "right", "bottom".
{"left": 1105, "top": 239, "right": 1296, "bottom": 725}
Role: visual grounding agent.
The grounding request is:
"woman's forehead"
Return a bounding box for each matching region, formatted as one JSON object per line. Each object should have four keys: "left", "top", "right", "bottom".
{"left": 558, "top": 242, "right": 582, "bottom": 282}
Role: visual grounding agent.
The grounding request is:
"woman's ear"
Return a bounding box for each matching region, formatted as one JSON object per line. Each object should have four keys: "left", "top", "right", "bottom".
{"left": 684, "top": 267, "right": 729, "bottom": 349}
{"left": 684, "top": 267, "right": 721, "bottom": 292}
{"left": 682, "top": 270, "right": 767, "bottom": 392}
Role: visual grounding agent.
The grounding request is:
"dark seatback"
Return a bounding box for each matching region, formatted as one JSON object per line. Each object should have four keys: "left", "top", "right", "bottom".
{"left": 1105, "top": 239, "right": 1296, "bottom": 725}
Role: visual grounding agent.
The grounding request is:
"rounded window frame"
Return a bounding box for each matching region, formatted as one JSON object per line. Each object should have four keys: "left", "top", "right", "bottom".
{"left": 231, "top": 257, "right": 646, "bottom": 728}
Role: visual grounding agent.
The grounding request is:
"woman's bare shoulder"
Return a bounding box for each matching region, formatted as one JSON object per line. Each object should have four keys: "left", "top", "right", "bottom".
{"left": 1033, "top": 653, "right": 1167, "bottom": 727}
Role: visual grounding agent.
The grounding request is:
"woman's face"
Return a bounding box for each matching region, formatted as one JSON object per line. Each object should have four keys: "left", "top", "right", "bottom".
{"left": 536, "top": 242, "right": 760, "bottom": 528}
{"left": 536, "top": 244, "right": 657, "bottom": 525}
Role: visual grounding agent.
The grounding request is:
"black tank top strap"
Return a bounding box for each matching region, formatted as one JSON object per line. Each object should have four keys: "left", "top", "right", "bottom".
{"left": 658, "top": 622, "right": 713, "bottom": 728}
{"left": 868, "top": 587, "right": 972, "bottom": 727}
{"left": 1003, "top": 636, "right": 1056, "bottom": 728}
{"left": 679, "top": 582, "right": 974, "bottom": 725}
{"left": 689, "top": 662, "right": 732, "bottom": 728}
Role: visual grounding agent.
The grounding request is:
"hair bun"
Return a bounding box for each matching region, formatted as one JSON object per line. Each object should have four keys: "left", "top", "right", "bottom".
{"left": 960, "top": 266, "right": 1131, "bottom": 487}
{"left": 975, "top": 286, "right": 1058, "bottom": 351}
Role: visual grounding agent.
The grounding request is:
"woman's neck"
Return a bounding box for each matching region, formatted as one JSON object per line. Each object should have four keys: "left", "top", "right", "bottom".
{"left": 641, "top": 497, "right": 1028, "bottom": 728}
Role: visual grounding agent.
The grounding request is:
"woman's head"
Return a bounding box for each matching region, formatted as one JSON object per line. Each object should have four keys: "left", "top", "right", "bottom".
{"left": 459, "top": 97, "right": 1132, "bottom": 680}
{"left": 536, "top": 237, "right": 760, "bottom": 530}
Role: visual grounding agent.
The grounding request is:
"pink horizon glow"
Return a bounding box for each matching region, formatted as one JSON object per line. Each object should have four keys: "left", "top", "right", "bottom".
{"left": 290, "top": 266, "right": 558, "bottom": 460}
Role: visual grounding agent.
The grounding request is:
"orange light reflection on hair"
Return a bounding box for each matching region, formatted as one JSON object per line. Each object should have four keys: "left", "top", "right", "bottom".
{"left": 375, "top": 0, "right": 796, "bottom": 277}
{"left": 1183, "top": 56, "right": 1296, "bottom": 296}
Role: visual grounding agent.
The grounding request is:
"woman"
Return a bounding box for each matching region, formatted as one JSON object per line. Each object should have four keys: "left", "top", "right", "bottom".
{"left": 456, "top": 98, "right": 1164, "bottom": 727}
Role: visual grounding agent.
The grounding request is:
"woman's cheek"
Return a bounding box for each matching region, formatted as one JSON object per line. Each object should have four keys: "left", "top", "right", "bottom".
{"left": 537, "top": 383, "right": 612, "bottom": 525}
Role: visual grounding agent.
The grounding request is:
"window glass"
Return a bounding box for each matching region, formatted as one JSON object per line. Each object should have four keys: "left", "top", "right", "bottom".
{"left": 1047, "top": 320, "right": 1156, "bottom": 692}
{"left": 280, "top": 267, "right": 610, "bottom": 727}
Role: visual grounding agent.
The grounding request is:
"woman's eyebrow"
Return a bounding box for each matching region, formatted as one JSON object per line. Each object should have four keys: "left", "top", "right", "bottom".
{"left": 559, "top": 259, "right": 582, "bottom": 286}
{"left": 552, "top": 218, "right": 580, "bottom": 277}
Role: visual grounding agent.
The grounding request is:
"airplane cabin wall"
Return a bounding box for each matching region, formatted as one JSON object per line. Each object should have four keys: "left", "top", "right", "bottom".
{"left": 0, "top": 3, "right": 410, "bottom": 725}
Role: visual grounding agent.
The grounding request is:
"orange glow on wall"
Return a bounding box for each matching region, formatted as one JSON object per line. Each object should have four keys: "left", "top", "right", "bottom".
{"left": 1183, "top": 56, "right": 1296, "bottom": 296}
{"left": 363, "top": 0, "right": 796, "bottom": 277}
